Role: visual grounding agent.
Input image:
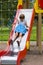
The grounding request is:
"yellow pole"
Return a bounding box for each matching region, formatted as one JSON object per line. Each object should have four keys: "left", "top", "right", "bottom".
{"left": 17, "top": 0, "right": 23, "bottom": 9}
{"left": 26, "top": 41, "right": 30, "bottom": 50}
{"left": 18, "top": 0, "right": 22, "bottom": 5}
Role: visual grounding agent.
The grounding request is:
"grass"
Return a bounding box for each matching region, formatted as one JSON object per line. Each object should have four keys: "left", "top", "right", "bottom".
{"left": 0, "top": 26, "right": 43, "bottom": 41}
{"left": 30, "top": 25, "right": 43, "bottom": 41}
{"left": 0, "top": 27, "right": 11, "bottom": 41}
{"left": 30, "top": 27, "right": 37, "bottom": 41}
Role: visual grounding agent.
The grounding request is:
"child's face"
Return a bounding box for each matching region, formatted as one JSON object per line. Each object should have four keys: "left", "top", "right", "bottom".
{"left": 20, "top": 18, "right": 24, "bottom": 21}
{"left": 19, "top": 14, "right": 25, "bottom": 21}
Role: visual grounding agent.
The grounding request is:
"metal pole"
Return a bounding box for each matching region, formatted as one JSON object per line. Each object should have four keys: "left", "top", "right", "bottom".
{"left": 37, "top": 13, "right": 42, "bottom": 53}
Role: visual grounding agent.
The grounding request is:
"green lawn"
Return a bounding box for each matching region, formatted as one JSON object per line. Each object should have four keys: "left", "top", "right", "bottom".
{"left": 30, "top": 27, "right": 37, "bottom": 41}
{"left": 0, "top": 26, "right": 43, "bottom": 41}
{"left": 30, "top": 26, "right": 43, "bottom": 41}
{"left": 0, "top": 27, "right": 11, "bottom": 41}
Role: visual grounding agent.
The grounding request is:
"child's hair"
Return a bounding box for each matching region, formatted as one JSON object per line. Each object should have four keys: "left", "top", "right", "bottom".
{"left": 19, "top": 14, "right": 25, "bottom": 19}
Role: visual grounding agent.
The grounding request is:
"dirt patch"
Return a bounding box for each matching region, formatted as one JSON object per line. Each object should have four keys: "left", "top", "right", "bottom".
{"left": 0, "top": 43, "right": 7, "bottom": 50}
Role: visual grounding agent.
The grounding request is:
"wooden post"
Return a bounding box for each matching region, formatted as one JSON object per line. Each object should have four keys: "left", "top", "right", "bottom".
{"left": 26, "top": 0, "right": 29, "bottom": 8}
{"left": 23, "top": 0, "right": 27, "bottom": 9}
{"left": 23, "top": 0, "right": 29, "bottom": 9}
{"left": 37, "top": 13, "right": 42, "bottom": 53}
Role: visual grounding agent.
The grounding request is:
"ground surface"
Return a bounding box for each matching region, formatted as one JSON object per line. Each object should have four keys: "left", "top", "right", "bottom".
{"left": 0, "top": 41, "right": 43, "bottom": 65}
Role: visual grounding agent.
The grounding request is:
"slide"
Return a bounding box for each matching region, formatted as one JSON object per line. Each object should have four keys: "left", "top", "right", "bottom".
{"left": 0, "top": 9, "right": 34, "bottom": 65}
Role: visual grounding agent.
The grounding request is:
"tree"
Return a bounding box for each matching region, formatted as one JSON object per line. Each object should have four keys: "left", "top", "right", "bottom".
{"left": 0, "top": 0, "right": 18, "bottom": 26}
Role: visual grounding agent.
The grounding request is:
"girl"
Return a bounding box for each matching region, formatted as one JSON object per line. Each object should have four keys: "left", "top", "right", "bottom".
{"left": 11, "top": 14, "right": 28, "bottom": 47}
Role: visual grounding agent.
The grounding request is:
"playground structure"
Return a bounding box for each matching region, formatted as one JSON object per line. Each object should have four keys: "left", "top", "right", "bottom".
{"left": 0, "top": 0, "right": 43, "bottom": 65}
{"left": 34, "top": 0, "right": 43, "bottom": 13}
